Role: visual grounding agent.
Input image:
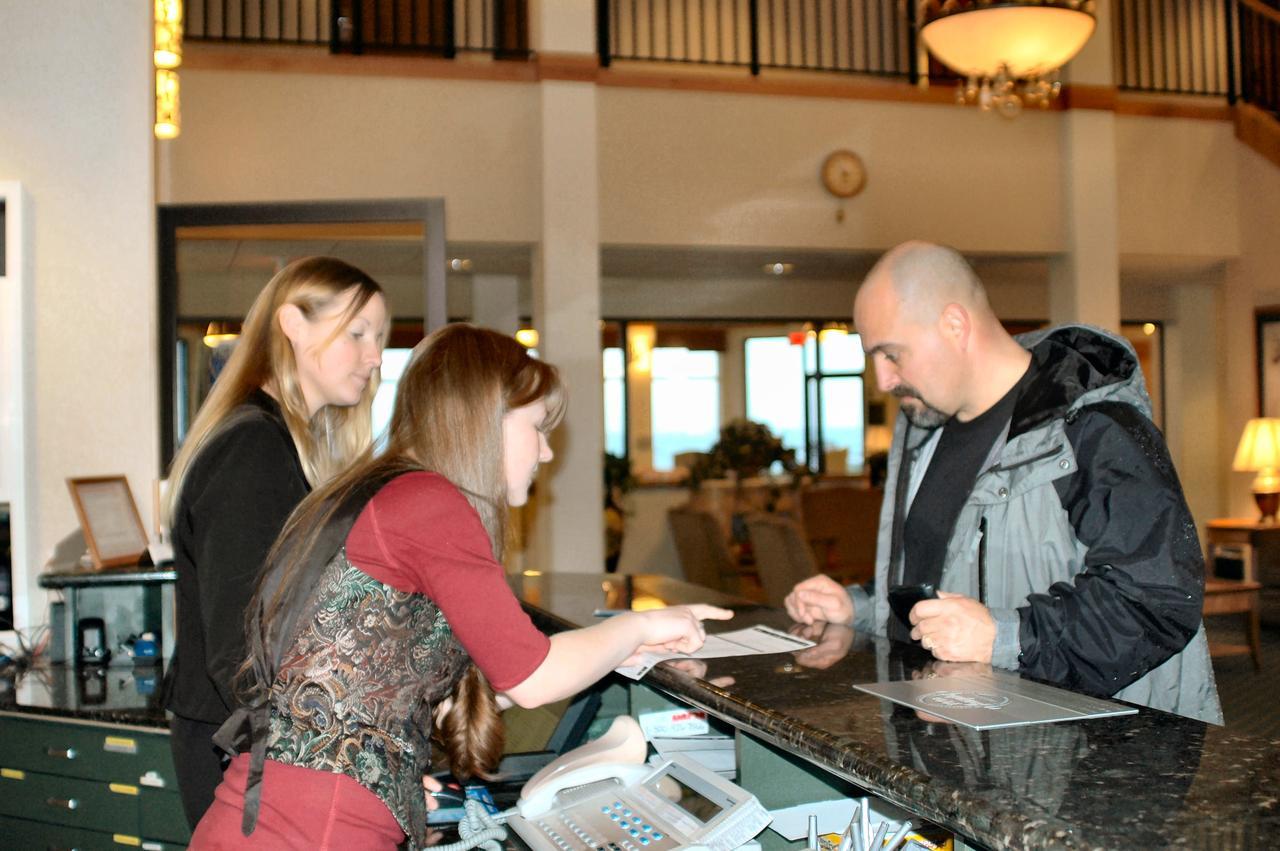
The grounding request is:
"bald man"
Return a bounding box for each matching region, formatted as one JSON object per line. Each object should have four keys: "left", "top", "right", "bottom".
{"left": 786, "top": 242, "right": 1221, "bottom": 724}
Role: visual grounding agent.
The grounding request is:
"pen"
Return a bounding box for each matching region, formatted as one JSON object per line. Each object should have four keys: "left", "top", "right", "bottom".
{"left": 884, "top": 820, "right": 913, "bottom": 851}
{"left": 592, "top": 608, "right": 631, "bottom": 617}
{"left": 868, "top": 821, "right": 889, "bottom": 851}
{"left": 838, "top": 803, "right": 860, "bottom": 851}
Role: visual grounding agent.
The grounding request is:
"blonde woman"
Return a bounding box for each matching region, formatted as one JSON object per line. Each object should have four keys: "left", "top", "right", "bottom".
{"left": 190, "top": 325, "right": 732, "bottom": 850}
{"left": 163, "top": 256, "right": 388, "bottom": 828}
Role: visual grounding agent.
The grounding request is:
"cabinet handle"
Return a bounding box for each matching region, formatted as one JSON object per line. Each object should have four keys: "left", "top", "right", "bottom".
{"left": 45, "top": 796, "right": 79, "bottom": 810}
{"left": 44, "top": 747, "right": 78, "bottom": 760}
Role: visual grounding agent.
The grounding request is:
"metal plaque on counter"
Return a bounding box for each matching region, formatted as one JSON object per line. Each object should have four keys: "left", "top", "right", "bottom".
{"left": 854, "top": 671, "right": 1138, "bottom": 729}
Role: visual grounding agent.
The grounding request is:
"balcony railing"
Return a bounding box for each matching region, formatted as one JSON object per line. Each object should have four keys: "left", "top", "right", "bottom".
{"left": 187, "top": 0, "right": 1278, "bottom": 119}
{"left": 186, "top": 0, "right": 528, "bottom": 57}
{"left": 596, "top": 0, "right": 913, "bottom": 78}
{"left": 1113, "top": 0, "right": 1232, "bottom": 95}
{"left": 1235, "top": 0, "right": 1280, "bottom": 116}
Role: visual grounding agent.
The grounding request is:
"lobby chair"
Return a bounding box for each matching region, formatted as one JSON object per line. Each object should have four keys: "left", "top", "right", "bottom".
{"left": 667, "top": 505, "right": 741, "bottom": 594}
{"left": 673, "top": 451, "right": 708, "bottom": 472}
{"left": 746, "top": 514, "right": 818, "bottom": 608}
{"left": 799, "top": 485, "right": 882, "bottom": 585}
{"left": 823, "top": 447, "right": 849, "bottom": 475}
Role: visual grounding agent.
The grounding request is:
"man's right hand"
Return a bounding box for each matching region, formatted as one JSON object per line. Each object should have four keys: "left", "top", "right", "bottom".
{"left": 784, "top": 574, "right": 854, "bottom": 626}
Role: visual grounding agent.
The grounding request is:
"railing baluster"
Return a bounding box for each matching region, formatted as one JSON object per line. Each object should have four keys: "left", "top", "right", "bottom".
{"left": 748, "top": 0, "right": 760, "bottom": 74}
{"left": 1226, "top": 0, "right": 1238, "bottom": 103}
{"left": 862, "top": 0, "right": 871, "bottom": 76}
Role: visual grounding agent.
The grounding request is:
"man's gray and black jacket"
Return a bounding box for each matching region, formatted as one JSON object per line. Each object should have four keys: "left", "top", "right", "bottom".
{"left": 850, "top": 324, "right": 1223, "bottom": 724}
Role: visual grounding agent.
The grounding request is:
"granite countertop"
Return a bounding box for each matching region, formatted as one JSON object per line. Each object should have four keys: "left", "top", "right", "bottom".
{"left": 38, "top": 566, "right": 177, "bottom": 588}
{"left": 0, "top": 662, "right": 169, "bottom": 729}
{"left": 509, "top": 572, "right": 1280, "bottom": 850}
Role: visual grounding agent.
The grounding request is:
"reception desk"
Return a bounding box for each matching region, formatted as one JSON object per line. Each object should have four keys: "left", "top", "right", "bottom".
{"left": 508, "top": 572, "right": 1280, "bottom": 849}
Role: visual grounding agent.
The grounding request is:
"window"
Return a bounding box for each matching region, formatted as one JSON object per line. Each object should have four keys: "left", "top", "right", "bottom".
{"left": 603, "top": 346, "right": 626, "bottom": 457}
{"left": 372, "top": 348, "right": 414, "bottom": 449}
{"left": 744, "top": 336, "right": 805, "bottom": 462}
{"left": 650, "top": 347, "right": 720, "bottom": 471}
{"left": 746, "top": 328, "right": 866, "bottom": 473}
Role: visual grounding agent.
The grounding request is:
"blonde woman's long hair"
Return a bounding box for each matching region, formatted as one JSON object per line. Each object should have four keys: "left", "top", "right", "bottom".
{"left": 165, "top": 256, "right": 387, "bottom": 522}
{"left": 240, "top": 324, "right": 565, "bottom": 779}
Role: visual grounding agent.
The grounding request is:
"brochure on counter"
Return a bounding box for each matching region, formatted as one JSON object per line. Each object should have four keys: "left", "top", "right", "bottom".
{"left": 615, "top": 624, "right": 815, "bottom": 680}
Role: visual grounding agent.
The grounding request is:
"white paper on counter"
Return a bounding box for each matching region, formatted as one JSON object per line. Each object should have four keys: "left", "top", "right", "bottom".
{"left": 614, "top": 625, "right": 815, "bottom": 680}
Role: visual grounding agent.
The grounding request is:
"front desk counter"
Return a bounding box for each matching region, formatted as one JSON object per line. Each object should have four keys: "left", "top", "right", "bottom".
{"left": 509, "top": 572, "right": 1280, "bottom": 850}
{"left": 0, "top": 662, "right": 191, "bottom": 849}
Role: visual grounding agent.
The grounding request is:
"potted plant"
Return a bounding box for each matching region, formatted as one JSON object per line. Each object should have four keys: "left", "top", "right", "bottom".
{"left": 687, "top": 419, "right": 801, "bottom": 488}
{"left": 687, "top": 420, "right": 804, "bottom": 545}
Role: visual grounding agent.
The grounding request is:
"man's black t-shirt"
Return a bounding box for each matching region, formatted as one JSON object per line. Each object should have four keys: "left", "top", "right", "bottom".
{"left": 900, "top": 362, "right": 1034, "bottom": 592}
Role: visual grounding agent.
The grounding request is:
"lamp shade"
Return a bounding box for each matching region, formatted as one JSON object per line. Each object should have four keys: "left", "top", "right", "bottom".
{"left": 203, "top": 321, "right": 238, "bottom": 348}
{"left": 1233, "top": 418, "right": 1280, "bottom": 473}
{"left": 921, "top": 2, "right": 1096, "bottom": 79}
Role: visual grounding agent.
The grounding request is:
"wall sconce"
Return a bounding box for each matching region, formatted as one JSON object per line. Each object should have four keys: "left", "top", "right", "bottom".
{"left": 154, "top": 0, "right": 183, "bottom": 69}
{"left": 155, "top": 70, "right": 181, "bottom": 140}
{"left": 515, "top": 327, "right": 539, "bottom": 349}
{"left": 1233, "top": 417, "right": 1280, "bottom": 523}
{"left": 154, "top": 1, "right": 182, "bottom": 139}
{"left": 628, "top": 324, "right": 656, "bottom": 374}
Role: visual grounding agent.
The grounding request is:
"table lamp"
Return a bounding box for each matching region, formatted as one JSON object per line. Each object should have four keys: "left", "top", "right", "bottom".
{"left": 1232, "top": 417, "right": 1280, "bottom": 523}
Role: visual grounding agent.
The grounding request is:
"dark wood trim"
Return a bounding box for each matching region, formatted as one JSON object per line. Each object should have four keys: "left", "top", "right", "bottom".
{"left": 1062, "top": 84, "right": 1119, "bottom": 111}
{"left": 1114, "top": 93, "right": 1234, "bottom": 121}
{"left": 157, "top": 198, "right": 446, "bottom": 468}
{"left": 184, "top": 41, "right": 538, "bottom": 82}
{"left": 536, "top": 52, "right": 600, "bottom": 82}
{"left": 1236, "top": 103, "right": 1280, "bottom": 170}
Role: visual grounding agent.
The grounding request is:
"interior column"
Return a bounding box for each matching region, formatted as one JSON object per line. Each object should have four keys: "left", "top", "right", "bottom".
{"left": 531, "top": 2, "right": 605, "bottom": 574}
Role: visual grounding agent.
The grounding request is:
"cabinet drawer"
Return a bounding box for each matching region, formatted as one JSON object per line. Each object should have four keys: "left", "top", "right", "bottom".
{"left": 0, "top": 768, "right": 140, "bottom": 835}
{"left": 0, "top": 716, "right": 173, "bottom": 786}
{"left": 139, "top": 788, "right": 191, "bottom": 845}
{"left": 0, "top": 814, "right": 120, "bottom": 850}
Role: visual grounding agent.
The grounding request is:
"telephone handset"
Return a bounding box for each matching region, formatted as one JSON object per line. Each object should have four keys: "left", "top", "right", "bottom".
{"left": 507, "top": 715, "right": 771, "bottom": 851}
{"left": 518, "top": 714, "right": 651, "bottom": 819}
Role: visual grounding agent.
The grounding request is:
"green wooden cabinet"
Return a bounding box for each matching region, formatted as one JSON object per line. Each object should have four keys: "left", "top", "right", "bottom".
{"left": 0, "top": 713, "right": 190, "bottom": 849}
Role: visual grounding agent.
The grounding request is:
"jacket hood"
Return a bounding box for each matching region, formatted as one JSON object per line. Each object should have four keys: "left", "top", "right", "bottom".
{"left": 1009, "top": 324, "right": 1151, "bottom": 439}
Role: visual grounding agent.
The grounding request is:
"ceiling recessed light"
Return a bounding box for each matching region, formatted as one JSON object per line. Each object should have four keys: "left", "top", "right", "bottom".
{"left": 763, "top": 262, "right": 794, "bottom": 276}
{"left": 449, "top": 257, "right": 473, "bottom": 272}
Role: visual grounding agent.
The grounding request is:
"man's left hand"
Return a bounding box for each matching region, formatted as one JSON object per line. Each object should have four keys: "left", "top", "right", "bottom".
{"left": 909, "top": 591, "right": 994, "bottom": 663}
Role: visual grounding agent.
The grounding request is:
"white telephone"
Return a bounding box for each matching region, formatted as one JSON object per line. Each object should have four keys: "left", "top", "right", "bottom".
{"left": 506, "top": 715, "right": 771, "bottom": 851}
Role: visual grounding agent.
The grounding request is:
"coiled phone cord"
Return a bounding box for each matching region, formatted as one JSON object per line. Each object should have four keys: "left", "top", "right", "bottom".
{"left": 430, "top": 800, "right": 512, "bottom": 851}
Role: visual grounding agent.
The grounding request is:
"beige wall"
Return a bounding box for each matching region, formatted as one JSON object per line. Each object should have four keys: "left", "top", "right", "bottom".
{"left": 0, "top": 2, "right": 157, "bottom": 623}
{"left": 597, "top": 88, "right": 1066, "bottom": 252}
{"left": 163, "top": 71, "right": 541, "bottom": 242}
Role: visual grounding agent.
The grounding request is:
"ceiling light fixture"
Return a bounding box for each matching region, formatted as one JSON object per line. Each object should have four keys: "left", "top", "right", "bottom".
{"left": 449, "top": 257, "right": 473, "bottom": 272}
{"left": 920, "top": 0, "right": 1095, "bottom": 117}
{"left": 763, "top": 262, "right": 794, "bottom": 276}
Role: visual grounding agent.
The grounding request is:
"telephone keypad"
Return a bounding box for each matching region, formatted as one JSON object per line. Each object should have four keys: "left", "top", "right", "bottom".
{"left": 530, "top": 792, "right": 680, "bottom": 851}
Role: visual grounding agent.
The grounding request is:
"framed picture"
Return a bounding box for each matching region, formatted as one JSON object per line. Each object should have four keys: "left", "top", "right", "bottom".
{"left": 66, "top": 476, "right": 149, "bottom": 569}
{"left": 1256, "top": 309, "right": 1280, "bottom": 417}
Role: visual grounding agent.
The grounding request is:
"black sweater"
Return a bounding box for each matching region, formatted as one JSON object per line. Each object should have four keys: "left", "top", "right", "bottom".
{"left": 163, "top": 391, "right": 310, "bottom": 723}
